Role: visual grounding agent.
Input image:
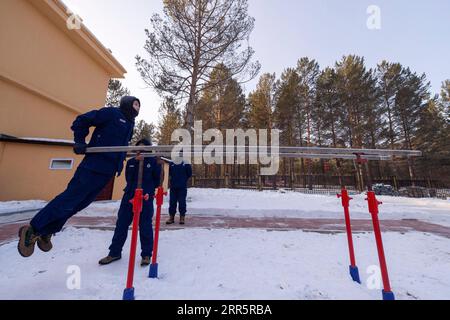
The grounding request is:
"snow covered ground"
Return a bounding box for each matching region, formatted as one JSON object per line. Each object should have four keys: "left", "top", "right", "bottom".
{"left": 0, "top": 227, "right": 449, "bottom": 300}
{"left": 3, "top": 188, "right": 449, "bottom": 225}
{"left": 0, "top": 200, "right": 47, "bottom": 215}
{"left": 181, "top": 188, "right": 450, "bottom": 225}
{"left": 1, "top": 188, "right": 449, "bottom": 300}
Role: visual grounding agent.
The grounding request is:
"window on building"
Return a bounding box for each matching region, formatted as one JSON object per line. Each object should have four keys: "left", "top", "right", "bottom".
{"left": 49, "top": 159, "right": 74, "bottom": 170}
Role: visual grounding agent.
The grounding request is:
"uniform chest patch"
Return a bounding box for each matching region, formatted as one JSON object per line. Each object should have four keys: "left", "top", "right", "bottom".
{"left": 147, "top": 164, "right": 151, "bottom": 168}
{"left": 120, "top": 119, "right": 127, "bottom": 123}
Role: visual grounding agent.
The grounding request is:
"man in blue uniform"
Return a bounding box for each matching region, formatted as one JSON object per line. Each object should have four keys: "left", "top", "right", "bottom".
{"left": 166, "top": 161, "right": 192, "bottom": 225}
{"left": 18, "top": 96, "right": 140, "bottom": 258}
{"left": 99, "top": 138, "right": 161, "bottom": 266}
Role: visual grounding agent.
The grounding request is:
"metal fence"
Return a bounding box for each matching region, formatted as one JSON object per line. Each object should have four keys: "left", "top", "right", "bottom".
{"left": 189, "top": 175, "right": 450, "bottom": 199}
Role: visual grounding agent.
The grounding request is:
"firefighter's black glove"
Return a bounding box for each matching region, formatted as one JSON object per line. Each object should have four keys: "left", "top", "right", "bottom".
{"left": 73, "top": 143, "right": 88, "bottom": 155}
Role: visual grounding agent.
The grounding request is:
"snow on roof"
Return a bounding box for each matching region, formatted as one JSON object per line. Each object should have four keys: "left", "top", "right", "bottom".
{"left": 0, "top": 134, "right": 74, "bottom": 146}
{"left": 21, "top": 137, "right": 74, "bottom": 144}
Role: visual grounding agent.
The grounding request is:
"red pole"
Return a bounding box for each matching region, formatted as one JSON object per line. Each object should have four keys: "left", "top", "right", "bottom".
{"left": 337, "top": 188, "right": 360, "bottom": 283}
{"left": 366, "top": 191, "right": 395, "bottom": 300}
{"left": 126, "top": 189, "right": 142, "bottom": 289}
{"left": 123, "top": 189, "right": 148, "bottom": 300}
{"left": 123, "top": 188, "right": 149, "bottom": 300}
{"left": 149, "top": 186, "right": 166, "bottom": 278}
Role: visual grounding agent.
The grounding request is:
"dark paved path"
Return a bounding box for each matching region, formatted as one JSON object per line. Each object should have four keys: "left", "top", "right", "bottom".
{"left": 1, "top": 214, "right": 450, "bottom": 245}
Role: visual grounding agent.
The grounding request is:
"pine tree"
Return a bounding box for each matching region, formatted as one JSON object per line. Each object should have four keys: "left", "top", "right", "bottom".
{"left": 196, "top": 64, "right": 246, "bottom": 130}
{"left": 247, "top": 73, "right": 276, "bottom": 129}
{"left": 274, "top": 69, "right": 299, "bottom": 147}
{"left": 441, "top": 80, "right": 450, "bottom": 123}
{"left": 136, "top": 0, "right": 260, "bottom": 128}
{"left": 246, "top": 73, "right": 277, "bottom": 185}
{"left": 105, "top": 79, "right": 130, "bottom": 107}
{"left": 362, "top": 69, "right": 382, "bottom": 149}
{"left": 294, "top": 58, "right": 320, "bottom": 188}
{"left": 334, "top": 55, "right": 381, "bottom": 189}
{"left": 314, "top": 67, "right": 346, "bottom": 182}
{"left": 273, "top": 68, "right": 300, "bottom": 187}
{"left": 314, "top": 67, "right": 343, "bottom": 148}
{"left": 415, "top": 98, "right": 447, "bottom": 153}
{"left": 376, "top": 61, "right": 404, "bottom": 149}
{"left": 156, "top": 97, "right": 183, "bottom": 145}
{"left": 414, "top": 97, "right": 450, "bottom": 180}
{"left": 335, "top": 55, "right": 377, "bottom": 148}
{"left": 195, "top": 64, "right": 246, "bottom": 180}
{"left": 131, "top": 120, "right": 156, "bottom": 145}
{"left": 393, "top": 69, "right": 430, "bottom": 150}
{"left": 296, "top": 58, "right": 320, "bottom": 147}
{"left": 439, "top": 80, "right": 450, "bottom": 160}
{"left": 391, "top": 69, "right": 430, "bottom": 181}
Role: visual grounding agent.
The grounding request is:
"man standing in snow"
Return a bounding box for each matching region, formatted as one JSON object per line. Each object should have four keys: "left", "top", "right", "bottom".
{"left": 99, "top": 138, "right": 161, "bottom": 267}
{"left": 18, "top": 96, "right": 141, "bottom": 258}
{"left": 166, "top": 161, "right": 192, "bottom": 225}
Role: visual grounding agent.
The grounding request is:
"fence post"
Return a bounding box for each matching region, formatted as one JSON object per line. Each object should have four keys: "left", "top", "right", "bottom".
{"left": 225, "top": 174, "right": 229, "bottom": 189}
{"left": 392, "top": 176, "right": 398, "bottom": 191}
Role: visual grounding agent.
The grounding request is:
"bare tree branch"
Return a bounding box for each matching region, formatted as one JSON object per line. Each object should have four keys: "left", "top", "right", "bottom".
{"left": 136, "top": 0, "right": 260, "bottom": 128}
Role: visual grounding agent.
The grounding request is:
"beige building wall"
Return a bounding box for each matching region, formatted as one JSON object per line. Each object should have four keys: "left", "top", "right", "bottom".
{"left": 0, "top": 142, "right": 82, "bottom": 201}
{"left": 0, "top": 0, "right": 127, "bottom": 201}
{"left": 0, "top": 79, "right": 79, "bottom": 140}
{"left": 0, "top": 141, "right": 127, "bottom": 201}
{"left": 0, "top": 0, "right": 114, "bottom": 139}
{"left": 0, "top": 141, "right": 128, "bottom": 204}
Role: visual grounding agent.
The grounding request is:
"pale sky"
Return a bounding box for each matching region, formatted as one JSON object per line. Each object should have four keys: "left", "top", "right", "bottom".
{"left": 62, "top": 0, "right": 450, "bottom": 125}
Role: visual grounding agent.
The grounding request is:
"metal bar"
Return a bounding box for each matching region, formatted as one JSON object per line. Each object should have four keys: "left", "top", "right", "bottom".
{"left": 86, "top": 145, "right": 422, "bottom": 157}
{"left": 125, "top": 152, "right": 392, "bottom": 161}
{"left": 86, "top": 147, "right": 396, "bottom": 161}
{"left": 261, "top": 153, "right": 392, "bottom": 161}
{"left": 280, "top": 146, "right": 421, "bottom": 157}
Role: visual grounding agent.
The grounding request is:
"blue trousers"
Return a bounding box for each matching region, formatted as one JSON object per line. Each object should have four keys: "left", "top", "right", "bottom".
{"left": 31, "top": 167, "right": 113, "bottom": 236}
{"left": 108, "top": 191, "right": 154, "bottom": 258}
{"left": 168, "top": 187, "right": 187, "bottom": 217}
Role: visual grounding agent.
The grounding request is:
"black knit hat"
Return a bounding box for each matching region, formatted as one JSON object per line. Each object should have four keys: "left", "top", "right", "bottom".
{"left": 136, "top": 138, "right": 152, "bottom": 146}
{"left": 119, "top": 96, "right": 140, "bottom": 121}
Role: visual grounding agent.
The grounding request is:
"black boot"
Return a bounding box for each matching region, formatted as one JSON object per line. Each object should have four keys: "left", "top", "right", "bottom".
{"left": 37, "top": 234, "right": 53, "bottom": 252}
{"left": 99, "top": 255, "right": 121, "bottom": 265}
{"left": 141, "top": 256, "right": 151, "bottom": 266}
{"left": 166, "top": 215, "right": 175, "bottom": 225}
{"left": 17, "top": 225, "right": 39, "bottom": 258}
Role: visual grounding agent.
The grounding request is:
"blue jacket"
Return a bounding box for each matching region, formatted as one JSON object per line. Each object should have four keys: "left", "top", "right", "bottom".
{"left": 71, "top": 107, "right": 134, "bottom": 176}
{"left": 169, "top": 162, "right": 192, "bottom": 189}
{"left": 124, "top": 157, "right": 161, "bottom": 196}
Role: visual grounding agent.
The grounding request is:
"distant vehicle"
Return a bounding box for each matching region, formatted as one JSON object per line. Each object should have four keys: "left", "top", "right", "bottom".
{"left": 373, "top": 184, "right": 398, "bottom": 196}
{"left": 398, "top": 186, "right": 433, "bottom": 198}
